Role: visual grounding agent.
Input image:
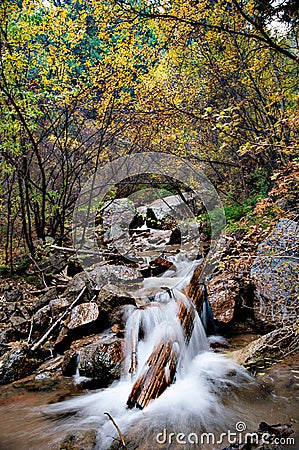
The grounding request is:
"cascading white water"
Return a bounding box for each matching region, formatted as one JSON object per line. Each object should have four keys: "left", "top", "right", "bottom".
{"left": 45, "top": 256, "right": 254, "bottom": 450}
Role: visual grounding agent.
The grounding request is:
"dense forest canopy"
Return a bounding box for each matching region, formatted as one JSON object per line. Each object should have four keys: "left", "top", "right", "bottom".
{"left": 0, "top": 0, "right": 298, "bottom": 270}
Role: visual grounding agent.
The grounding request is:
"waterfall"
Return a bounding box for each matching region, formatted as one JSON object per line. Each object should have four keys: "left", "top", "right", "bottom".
{"left": 45, "top": 255, "right": 253, "bottom": 449}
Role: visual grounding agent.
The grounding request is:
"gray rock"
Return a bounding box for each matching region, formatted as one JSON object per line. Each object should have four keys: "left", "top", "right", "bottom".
{"left": 88, "top": 265, "right": 142, "bottom": 290}
{"left": 33, "top": 304, "right": 52, "bottom": 329}
{"left": 63, "top": 272, "right": 90, "bottom": 298}
{"left": 101, "top": 198, "right": 136, "bottom": 242}
{"left": 4, "top": 288, "right": 23, "bottom": 303}
{"left": 78, "top": 336, "right": 123, "bottom": 386}
{"left": 144, "top": 193, "right": 195, "bottom": 229}
{"left": 49, "top": 297, "right": 69, "bottom": 316}
{"left": 251, "top": 219, "right": 299, "bottom": 328}
{"left": 34, "top": 287, "right": 58, "bottom": 312}
{"left": 228, "top": 325, "right": 298, "bottom": 373}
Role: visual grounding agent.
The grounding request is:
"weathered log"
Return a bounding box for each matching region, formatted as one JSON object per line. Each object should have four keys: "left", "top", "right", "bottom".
{"left": 127, "top": 270, "right": 205, "bottom": 409}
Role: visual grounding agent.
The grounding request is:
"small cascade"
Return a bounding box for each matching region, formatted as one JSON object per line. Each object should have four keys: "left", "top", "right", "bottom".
{"left": 45, "top": 254, "right": 253, "bottom": 449}
{"left": 201, "top": 286, "right": 217, "bottom": 336}
{"left": 73, "top": 354, "right": 91, "bottom": 385}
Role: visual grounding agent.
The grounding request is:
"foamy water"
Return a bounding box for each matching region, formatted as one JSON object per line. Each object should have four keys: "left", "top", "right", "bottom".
{"left": 45, "top": 256, "right": 253, "bottom": 449}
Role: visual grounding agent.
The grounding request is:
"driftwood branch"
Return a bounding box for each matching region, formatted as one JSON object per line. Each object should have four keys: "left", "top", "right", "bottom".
{"left": 104, "top": 412, "right": 127, "bottom": 449}
{"left": 30, "top": 286, "right": 87, "bottom": 351}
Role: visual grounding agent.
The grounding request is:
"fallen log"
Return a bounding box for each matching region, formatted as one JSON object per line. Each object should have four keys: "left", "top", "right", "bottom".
{"left": 127, "top": 266, "right": 205, "bottom": 409}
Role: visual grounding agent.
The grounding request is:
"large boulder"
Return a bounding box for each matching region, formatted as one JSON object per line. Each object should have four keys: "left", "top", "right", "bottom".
{"left": 144, "top": 193, "right": 193, "bottom": 230}
{"left": 250, "top": 219, "right": 299, "bottom": 329}
{"left": 95, "top": 284, "right": 136, "bottom": 328}
{"left": 100, "top": 198, "right": 136, "bottom": 242}
{"left": 78, "top": 336, "right": 123, "bottom": 386}
{"left": 88, "top": 265, "right": 143, "bottom": 291}
{"left": 228, "top": 325, "right": 298, "bottom": 374}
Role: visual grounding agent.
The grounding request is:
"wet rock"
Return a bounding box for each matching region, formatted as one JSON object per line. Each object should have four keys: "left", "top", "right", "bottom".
{"left": 207, "top": 273, "right": 239, "bottom": 323}
{"left": 61, "top": 350, "right": 78, "bottom": 376}
{"left": 168, "top": 227, "right": 181, "bottom": 245}
{"left": 111, "top": 324, "right": 124, "bottom": 337}
{"left": 251, "top": 219, "right": 299, "bottom": 329}
{"left": 60, "top": 429, "right": 97, "bottom": 450}
{"left": 78, "top": 336, "right": 123, "bottom": 386}
{"left": 65, "top": 303, "right": 99, "bottom": 330}
{"left": 36, "top": 355, "right": 64, "bottom": 376}
{"left": 0, "top": 344, "right": 44, "bottom": 385}
{"left": 95, "top": 285, "right": 135, "bottom": 328}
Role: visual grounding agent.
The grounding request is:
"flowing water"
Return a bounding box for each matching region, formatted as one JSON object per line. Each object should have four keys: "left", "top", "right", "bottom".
{"left": 0, "top": 256, "right": 298, "bottom": 449}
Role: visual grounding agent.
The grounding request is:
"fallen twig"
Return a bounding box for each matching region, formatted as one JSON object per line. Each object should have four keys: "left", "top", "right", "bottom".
{"left": 28, "top": 253, "right": 48, "bottom": 288}
{"left": 104, "top": 412, "right": 127, "bottom": 449}
{"left": 27, "top": 316, "right": 34, "bottom": 344}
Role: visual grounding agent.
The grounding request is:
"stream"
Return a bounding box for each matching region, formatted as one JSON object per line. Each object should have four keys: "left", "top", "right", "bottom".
{"left": 0, "top": 255, "right": 298, "bottom": 449}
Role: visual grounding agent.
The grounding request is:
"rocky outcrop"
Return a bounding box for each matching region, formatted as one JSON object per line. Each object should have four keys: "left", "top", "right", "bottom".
{"left": 88, "top": 265, "right": 142, "bottom": 291}
{"left": 251, "top": 219, "right": 299, "bottom": 329}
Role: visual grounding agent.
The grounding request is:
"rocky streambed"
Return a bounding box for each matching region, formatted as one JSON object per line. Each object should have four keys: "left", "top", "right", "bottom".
{"left": 0, "top": 197, "right": 298, "bottom": 450}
